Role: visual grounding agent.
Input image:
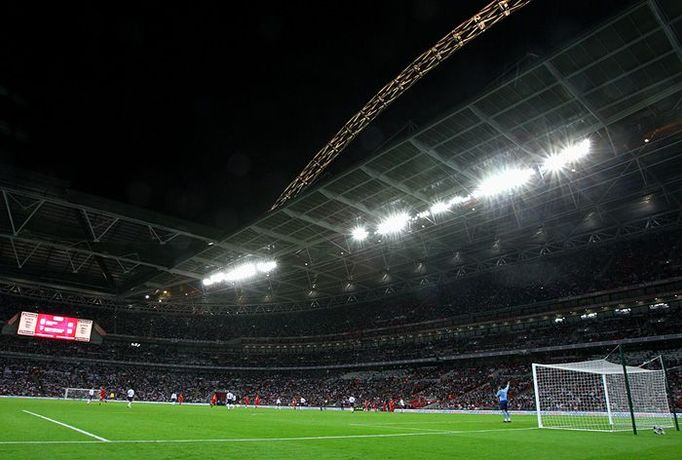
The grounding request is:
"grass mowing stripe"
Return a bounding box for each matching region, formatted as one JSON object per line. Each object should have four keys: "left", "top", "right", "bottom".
{"left": 0, "top": 426, "right": 537, "bottom": 445}
{"left": 21, "top": 410, "right": 110, "bottom": 442}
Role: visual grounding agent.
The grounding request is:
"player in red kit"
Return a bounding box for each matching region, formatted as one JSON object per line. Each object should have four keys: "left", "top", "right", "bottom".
{"left": 389, "top": 399, "right": 395, "bottom": 413}
{"left": 178, "top": 393, "right": 184, "bottom": 405}
{"left": 254, "top": 395, "right": 261, "bottom": 408}
{"left": 291, "top": 398, "right": 297, "bottom": 410}
{"left": 99, "top": 386, "right": 106, "bottom": 404}
{"left": 243, "top": 396, "right": 250, "bottom": 407}
{"left": 210, "top": 393, "right": 217, "bottom": 407}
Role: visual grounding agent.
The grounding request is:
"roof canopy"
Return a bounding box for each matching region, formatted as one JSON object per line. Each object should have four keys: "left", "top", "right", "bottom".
{"left": 2, "top": 0, "right": 682, "bottom": 314}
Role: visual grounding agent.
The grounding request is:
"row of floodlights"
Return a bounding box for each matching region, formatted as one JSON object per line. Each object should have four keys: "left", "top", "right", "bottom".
{"left": 351, "top": 139, "right": 591, "bottom": 241}
{"left": 202, "top": 260, "right": 277, "bottom": 287}
{"left": 554, "top": 301, "right": 671, "bottom": 323}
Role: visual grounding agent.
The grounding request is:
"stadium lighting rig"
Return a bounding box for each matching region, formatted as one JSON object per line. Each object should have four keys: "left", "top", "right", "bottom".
{"left": 472, "top": 167, "right": 535, "bottom": 198}
{"left": 541, "top": 139, "right": 591, "bottom": 173}
{"left": 347, "top": 138, "right": 592, "bottom": 241}
{"left": 202, "top": 260, "right": 277, "bottom": 287}
{"left": 429, "top": 201, "right": 450, "bottom": 216}
{"left": 376, "top": 212, "right": 411, "bottom": 235}
{"left": 351, "top": 226, "right": 369, "bottom": 242}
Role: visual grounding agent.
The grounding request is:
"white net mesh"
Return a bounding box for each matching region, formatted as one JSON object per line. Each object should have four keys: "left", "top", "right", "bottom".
{"left": 64, "top": 388, "right": 96, "bottom": 401}
{"left": 533, "top": 358, "right": 674, "bottom": 432}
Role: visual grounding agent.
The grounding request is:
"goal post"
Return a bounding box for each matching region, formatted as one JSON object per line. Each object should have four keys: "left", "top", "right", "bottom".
{"left": 64, "top": 388, "right": 96, "bottom": 401}
{"left": 532, "top": 355, "right": 676, "bottom": 433}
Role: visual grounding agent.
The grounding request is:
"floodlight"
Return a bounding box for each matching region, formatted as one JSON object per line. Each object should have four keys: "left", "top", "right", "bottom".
{"left": 225, "top": 263, "right": 257, "bottom": 282}
{"left": 542, "top": 139, "right": 591, "bottom": 172}
{"left": 448, "top": 195, "right": 469, "bottom": 206}
{"left": 429, "top": 201, "right": 449, "bottom": 215}
{"left": 210, "top": 272, "right": 225, "bottom": 283}
{"left": 351, "top": 226, "right": 369, "bottom": 241}
{"left": 203, "top": 259, "right": 278, "bottom": 287}
{"left": 473, "top": 167, "right": 535, "bottom": 198}
{"left": 377, "top": 212, "right": 410, "bottom": 235}
{"left": 256, "top": 260, "right": 277, "bottom": 273}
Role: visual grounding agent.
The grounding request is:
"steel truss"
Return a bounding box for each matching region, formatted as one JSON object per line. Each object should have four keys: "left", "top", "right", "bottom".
{"left": 0, "top": 185, "right": 217, "bottom": 287}
{"left": 271, "top": 0, "right": 533, "bottom": 209}
{"left": 123, "top": 1, "right": 682, "bottom": 303}
{"left": 234, "top": 130, "right": 682, "bottom": 302}
{"left": 2, "top": 206, "right": 680, "bottom": 315}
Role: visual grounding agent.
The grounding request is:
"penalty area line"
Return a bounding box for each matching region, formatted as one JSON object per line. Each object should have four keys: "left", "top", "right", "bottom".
{"left": 350, "top": 425, "right": 538, "bottom": 434}
{"left": 0, "top": 426, "right": 537, "bottom": 445}
{"left": 21, "top": 410, "right": 110, "bottom": 442}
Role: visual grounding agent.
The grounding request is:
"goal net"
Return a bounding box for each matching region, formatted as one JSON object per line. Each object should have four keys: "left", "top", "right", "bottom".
{"left": 532, "top": 357, "right": 675, "bottom": 432}
{"left": 64, "top": 388, "right": 96, "bottom": 401}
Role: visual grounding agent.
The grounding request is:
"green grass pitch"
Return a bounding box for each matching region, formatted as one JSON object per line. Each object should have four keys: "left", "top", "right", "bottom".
{"left": 0, "top": 398, "right": 680, "bottom": 459}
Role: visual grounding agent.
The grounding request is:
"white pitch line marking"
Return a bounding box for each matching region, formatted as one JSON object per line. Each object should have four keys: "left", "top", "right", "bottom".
{"left": 351, "top": 423, "right": 460, "bottom": 433}
{"left": 350, "top": 424, "right": 537, "bottom": 434}
{"left": 21, "top": 410, "right": 110, "bottom": 442}
{"left": 0, "top": 426, "right": 537, "bottom": 446}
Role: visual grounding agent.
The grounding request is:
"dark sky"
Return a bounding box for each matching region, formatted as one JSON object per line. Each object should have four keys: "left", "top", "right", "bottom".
{"left": 0, "top": 0, "right": 635, "bottom": 232}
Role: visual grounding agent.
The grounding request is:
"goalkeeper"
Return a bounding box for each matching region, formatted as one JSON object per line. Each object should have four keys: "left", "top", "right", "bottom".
{"left": 496, "top": 382, "right": 511, "bottom": 423}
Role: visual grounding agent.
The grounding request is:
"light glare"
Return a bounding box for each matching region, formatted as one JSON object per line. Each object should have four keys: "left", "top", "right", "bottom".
{"left": 542, "top": 139, "right": 591, "bottom": 172}
{"left": 473, "top": 167, "right": 535, "bottom": 198}
{"left": 202, "top": 260, "right": 277, "bottom": 286}
{"left": 225, "top": 263, "right": 257, "bottom": 281}
{"left": 430, "top": 201, "right": 449, "bottom": 215}
{"left": 448, "top": 195, "right": 469, "bottom": 206}
{"left": 351, "top": 226, "right": 369, "bottom": 241}
{"left": 256, "top": 261, "right": 277, "bottom": 273}
{"left": 377, "top": 212, "right": 410, "bottom": 235}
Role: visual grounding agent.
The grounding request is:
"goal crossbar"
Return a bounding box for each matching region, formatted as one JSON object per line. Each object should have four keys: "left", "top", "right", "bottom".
{"left": 536, "top": 359, "right": 651, "bottom": 374}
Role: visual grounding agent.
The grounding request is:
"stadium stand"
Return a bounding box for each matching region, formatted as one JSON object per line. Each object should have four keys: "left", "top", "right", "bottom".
{"left": 2, "top": 226, "right": 681, "bottom": 410}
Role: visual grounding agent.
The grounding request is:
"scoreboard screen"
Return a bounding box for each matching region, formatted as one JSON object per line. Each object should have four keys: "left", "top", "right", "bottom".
{"left": 17, "top": 312, "right": 93, "bottom": 342}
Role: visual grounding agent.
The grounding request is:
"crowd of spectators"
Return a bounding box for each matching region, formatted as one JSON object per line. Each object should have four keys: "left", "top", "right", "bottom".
{"left": 1, "top": 230, "right": 682, "bottom": 418}
{"left": 2, "top": 350, "right": 680, "bottom": 410}
{"left": 1, "top": 230, "right": 680, "bottom": 341}
{"left": 1, "top": 302, "right": 679, "bottom": 367}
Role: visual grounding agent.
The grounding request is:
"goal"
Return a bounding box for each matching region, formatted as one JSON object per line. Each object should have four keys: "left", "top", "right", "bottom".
{"left": 64, "top": 387, "right": 96, "bottom": 401}
{"left": 532, "top": 355, "right": 678, "bottom": 433}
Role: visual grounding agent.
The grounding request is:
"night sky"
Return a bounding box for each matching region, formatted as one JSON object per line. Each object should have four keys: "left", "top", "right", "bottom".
{"left": 1, "top": 1, "right": 634, "bottom": 232}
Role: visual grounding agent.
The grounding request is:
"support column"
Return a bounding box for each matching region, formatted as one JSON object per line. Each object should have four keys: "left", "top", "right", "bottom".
{"left": 619, "top": 345, "right": 637, "bottom": 435}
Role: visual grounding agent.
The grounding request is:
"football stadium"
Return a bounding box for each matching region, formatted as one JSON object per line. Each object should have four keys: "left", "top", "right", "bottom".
{"left": 1, "top": 0, "right": 682, "bottom": 458}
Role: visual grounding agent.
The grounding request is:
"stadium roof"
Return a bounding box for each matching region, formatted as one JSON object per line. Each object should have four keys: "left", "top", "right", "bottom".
{"left": 0, "top": 168, "right": 222, "bottom": 295}
{"left": 2, "top": 0, "right": 682, "bottom": 314}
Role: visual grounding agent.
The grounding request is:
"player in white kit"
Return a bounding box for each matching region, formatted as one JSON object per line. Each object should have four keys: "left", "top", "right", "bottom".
{"left": 127, "top": 388, "right": 135, "bottom": 408}
{"left": 87, "top": 388, "right": 94, "bottom": 404}
{"left": 226, "top": 391, "right": 235, "bottom": 409}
